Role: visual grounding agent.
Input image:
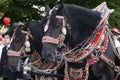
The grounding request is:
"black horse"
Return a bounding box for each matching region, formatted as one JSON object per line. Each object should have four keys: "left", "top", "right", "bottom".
{"left": 7, "top": 19, "right": 66, "bottom": 79}
{"left": 41, "top": 2, "right": 120, "bottom": 80}
{"left": 9, "top": 20, "right": 44, "bottom": 54}
{"left": 7, "top": 20, "right": 65, "bottom": 80}
{"left": 7, "top": 20, "right": 44, "bottom": 73}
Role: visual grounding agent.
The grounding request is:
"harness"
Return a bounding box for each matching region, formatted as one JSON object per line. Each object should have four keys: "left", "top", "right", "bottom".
{"left": 42, "top": 2, "right": 120, "bottom": 80}
{"left": 7, "top": 28, "right": 32, "bottom": 57}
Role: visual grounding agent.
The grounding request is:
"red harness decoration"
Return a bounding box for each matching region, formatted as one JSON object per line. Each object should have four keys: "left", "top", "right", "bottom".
{"left": 64, "top": 61, "right": 90, "bottom": 80}
{"left": 30, "top": 51, "right": 59, "bottom": 80}
{"left": 63, "top": 26, "right": 108, "bottom": 80}
{"left": 30, "top": 51, "right": 43, "bottom": 66}
{"left": 41, "top": 2, "right": 117, "bottom": 80}
{"left": 64, "top": 26, "right": 107, "bottom": 62}
{"left": 93, "top": 27, "right": 107, "bottom": 44}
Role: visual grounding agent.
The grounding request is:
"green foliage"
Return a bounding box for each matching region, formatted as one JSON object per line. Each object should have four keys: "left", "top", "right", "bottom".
{"left": 0, "top": 0, "right": 120, "bottom": 29}
{"left": 0, "top": 0, "right": 9, "bottom": 18}
{"left": 0, "top": 0, "right": 44, "bottom": 24}
{"left": 107, "top": 0, "right": 120, "bottom": 29}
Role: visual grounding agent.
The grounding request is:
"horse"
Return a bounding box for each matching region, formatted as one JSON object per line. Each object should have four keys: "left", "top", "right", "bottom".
{"left": 8, "top": 20, "right": 44, "bottom": 54}
{"left": 6, "top": 20, "right": 45, "bottom": 79}
{"left": 7, "top": 20, "right": 66, "bottom": 80}
{"left": 41, "top": 2, "right": 120, "bottom": 80}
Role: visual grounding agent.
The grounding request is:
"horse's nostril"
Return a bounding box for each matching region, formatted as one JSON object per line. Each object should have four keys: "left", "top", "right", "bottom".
{"left": 42, "top": 50, "right": 55, "bottom": 61}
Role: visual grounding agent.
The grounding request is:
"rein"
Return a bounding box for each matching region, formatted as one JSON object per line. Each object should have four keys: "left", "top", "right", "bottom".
{"left": 42, "top": 2, "right": 114, "bottom": 60}
{"left": 41, "top": 2, "right": 120, "bottom": 79}
{"left": 63, "top": 26, "right": 108, "bottom": 62}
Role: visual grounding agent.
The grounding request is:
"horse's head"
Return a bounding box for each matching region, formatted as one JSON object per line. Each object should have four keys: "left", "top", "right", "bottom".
{"left": 7, "top": 21, "right": 44, "bottom": 72}
{"left": 42, "top": 4, "right": 69, "bottom": 61}
{"left": 8, "top": 24, "right": 31, "bottom": 54}
{"left": 42, "top": 3, "right": 102, "bottom": 61}
{"left": 9, "top": 21, "right": 44, "bottom": 54}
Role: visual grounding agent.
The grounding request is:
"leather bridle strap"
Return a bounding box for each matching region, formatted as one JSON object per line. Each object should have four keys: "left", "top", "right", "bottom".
{"left": 93, "top": 48, "right": 120, "bottom": 77}
{"left": 42, "top": 36, "right": 59, "bottom": 44}
{"left": 7, "top": 47, "right": 24, "bottom": 56}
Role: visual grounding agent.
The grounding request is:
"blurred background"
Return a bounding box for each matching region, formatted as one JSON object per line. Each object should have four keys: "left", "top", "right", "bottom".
{"left": 0, "top": 0, "right": 120, "bottom": 30}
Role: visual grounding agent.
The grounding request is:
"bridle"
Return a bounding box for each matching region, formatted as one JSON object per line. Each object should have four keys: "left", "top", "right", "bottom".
{"left": 42, "top": 14, "right": 67, "bottom": 52}
{"left": 41, "top": 7, "right": 109, "bottom": 80}
{"left": 7, "top": 28, "right": 32, "bottom": 56}
{"left": 41, "top": 6, "right": 114, "bottom": 65}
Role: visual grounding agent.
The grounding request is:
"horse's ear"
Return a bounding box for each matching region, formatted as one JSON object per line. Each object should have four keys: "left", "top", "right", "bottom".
{"left": 45, "top": 4, "right": 50, "bottom": 15}
{"left": 57, "top": 0, "right": 64, "bottom": 15}
{"left": 57, "top": 4, "right": 64, "bottom": 15}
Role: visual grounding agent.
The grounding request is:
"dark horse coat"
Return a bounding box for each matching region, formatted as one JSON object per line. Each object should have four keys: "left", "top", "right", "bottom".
{"left": 41, "top": 2, "right": 120, "bottom": 80}
{"left": 6, "top": 21, "right": 44, "bottom": 79}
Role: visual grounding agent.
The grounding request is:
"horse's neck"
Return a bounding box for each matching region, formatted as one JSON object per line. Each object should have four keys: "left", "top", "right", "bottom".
{"left": 65, "top": 25, "right": 94, "bottom": 49}
{"left": 64, "top": 11, "right": 99, "bottom": 48}
{"left": 33, "top": 32, "right": 43, "bottom": 54}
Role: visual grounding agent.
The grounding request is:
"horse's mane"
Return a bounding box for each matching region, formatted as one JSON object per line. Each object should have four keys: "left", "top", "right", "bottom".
{"left": 50, "top": 4, "right": 102, "bottom": 47}
{"left": 26, "top": 20, "right": 44, "bottom": 53}
{"left": 15, "top": 25, "right": 24, "bottom": 39}
{"left": 26, "top": 20, "right": 44, "bottom": 39}
{"left": 64, "top": 4, "right": 101, "bottom": 29}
